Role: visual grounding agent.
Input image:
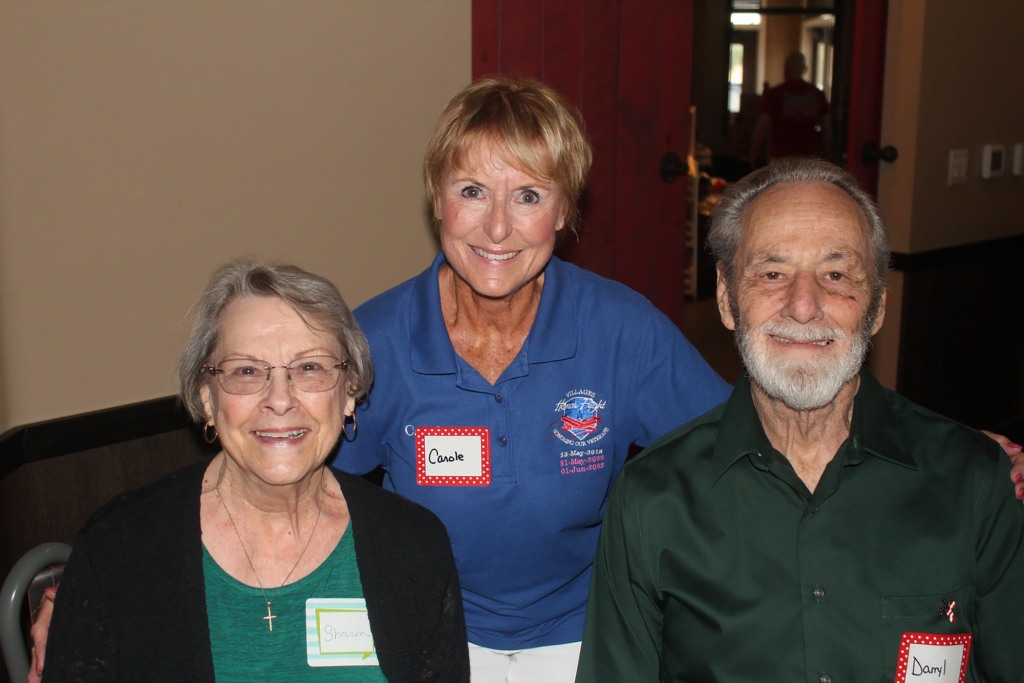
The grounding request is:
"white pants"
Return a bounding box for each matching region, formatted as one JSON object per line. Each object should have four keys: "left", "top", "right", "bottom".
{"left": 468, "top": 641, "right": 581, "bottom": 683}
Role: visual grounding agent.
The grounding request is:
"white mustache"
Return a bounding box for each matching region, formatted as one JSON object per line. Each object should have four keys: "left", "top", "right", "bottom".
{"left": 760, "top": 322, "right": 847, "bottom": 343}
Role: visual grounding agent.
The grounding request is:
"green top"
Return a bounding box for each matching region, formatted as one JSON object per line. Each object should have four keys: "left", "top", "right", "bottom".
{"left": 204, "top": 527, "right": 387, "bottom": 682}
{"left": 576, "top": 372, "right": 1024, "bottom": 682}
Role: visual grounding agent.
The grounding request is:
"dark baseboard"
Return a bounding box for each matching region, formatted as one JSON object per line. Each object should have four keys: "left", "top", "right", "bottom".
{"left": 890, "top": 234, "right": 1024, "bottom": 271}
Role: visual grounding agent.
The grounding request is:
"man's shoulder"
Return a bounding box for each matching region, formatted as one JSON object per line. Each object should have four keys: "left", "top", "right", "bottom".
{"left": 781, "top": 78, "right": 820, "bottom": 93}
{"left": 883, "top": 387, "right": 1004, "bottom": 462}
{"left": 621, "top": 401, "right": 730, "bottom": 480}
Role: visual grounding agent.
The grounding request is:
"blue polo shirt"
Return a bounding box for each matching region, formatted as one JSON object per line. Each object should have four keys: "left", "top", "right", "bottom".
{"left": 337, "top": 252, "right": 730, "bottom": 649}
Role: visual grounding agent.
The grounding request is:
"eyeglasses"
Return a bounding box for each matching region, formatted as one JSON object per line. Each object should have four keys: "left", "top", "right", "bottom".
{"left": 202, "top": 356, "right": 349, "bottom": 395}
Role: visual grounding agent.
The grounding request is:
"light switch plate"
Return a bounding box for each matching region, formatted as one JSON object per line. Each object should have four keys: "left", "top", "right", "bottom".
{"left": 1013, "top": 143, "right": 1023, "bottom": 176}
{"left": 948, "top": 149, "right": 968, "bottom": 185}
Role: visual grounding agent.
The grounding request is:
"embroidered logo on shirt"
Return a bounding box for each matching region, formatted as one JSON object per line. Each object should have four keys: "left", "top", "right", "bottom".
{"left": 553, "top": 390, "right": 610, "bottom": 474}
{"left": 555, "top": 391, "right": 606, "bottom": 439}
{"left": 553, "top": 389, "right": 609, "bottom": 446}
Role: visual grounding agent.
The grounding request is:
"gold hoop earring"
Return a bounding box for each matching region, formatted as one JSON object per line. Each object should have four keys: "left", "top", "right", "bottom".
{"left": 203, "top": 420, "right": 218, "bottom": 444}
{"left": 343, "top": 413, "right": 357, "bottom": 441}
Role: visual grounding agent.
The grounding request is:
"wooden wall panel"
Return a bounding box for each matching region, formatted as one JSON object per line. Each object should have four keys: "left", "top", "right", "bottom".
{"left": 472, "top": 0, "right": 696, "bottom": 328}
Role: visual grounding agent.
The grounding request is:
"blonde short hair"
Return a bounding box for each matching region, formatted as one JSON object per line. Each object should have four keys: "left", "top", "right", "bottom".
{"left": 423, "top": 77, "right": 593, "bottom": 233}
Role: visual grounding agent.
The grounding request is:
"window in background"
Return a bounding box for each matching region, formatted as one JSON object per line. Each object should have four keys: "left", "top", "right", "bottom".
{"left": 728, "top": 43, "right": 745, "bottom": 114}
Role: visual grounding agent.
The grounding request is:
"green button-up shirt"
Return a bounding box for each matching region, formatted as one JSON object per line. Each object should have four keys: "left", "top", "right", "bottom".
{"left": 577, "top": 372, "right": 1024, "bottom": 682}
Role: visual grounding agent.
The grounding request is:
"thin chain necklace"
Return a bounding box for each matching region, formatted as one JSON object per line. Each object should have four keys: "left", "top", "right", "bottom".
{"left": 215, "top": 470, "right": 326, "bottom": 632}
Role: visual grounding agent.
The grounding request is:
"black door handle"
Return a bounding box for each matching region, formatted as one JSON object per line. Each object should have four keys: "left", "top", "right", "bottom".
{"left": 660, "top": 151, "right": 685, "bottom": 183}
{"left": 862, "top": 142, "right": 898, "bottom": 164}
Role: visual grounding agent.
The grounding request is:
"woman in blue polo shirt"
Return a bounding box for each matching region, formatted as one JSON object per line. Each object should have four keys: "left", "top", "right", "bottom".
{"left": 340, "top": 77, "right": 732, "bottom": 682}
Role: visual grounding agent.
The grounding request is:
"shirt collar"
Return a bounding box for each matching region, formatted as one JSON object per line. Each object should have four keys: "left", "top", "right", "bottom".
{"left": 711, "top": 374, "right": 776, "bottom": 482}
{"left": 849, "top": 371, "right": 916, "bottom": 470}
{"left": 711, "top": 370, "right": 917, "bottom": 484}
{"left": 408, "top": 252, "right": 577, "bottom": 375}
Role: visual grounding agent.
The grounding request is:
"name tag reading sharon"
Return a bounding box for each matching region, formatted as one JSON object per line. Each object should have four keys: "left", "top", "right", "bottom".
{"left": 894, "top": 632, "right": 971, "bottom": 683}
{"left": 416, "top": 426, "right": 490, "bottom": 486}
{"left": 306, "top": 598, "right": 379, "bottom": 667}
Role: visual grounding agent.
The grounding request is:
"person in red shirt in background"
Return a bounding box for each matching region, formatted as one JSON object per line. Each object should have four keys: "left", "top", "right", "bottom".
{"left": 751, "top": 51, "right": 832, "bottom": 167}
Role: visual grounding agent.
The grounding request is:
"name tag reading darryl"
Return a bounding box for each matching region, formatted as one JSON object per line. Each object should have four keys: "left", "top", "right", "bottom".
{"left": 894, "top": 632, "right": 971, "bottom": 683}
{"left": 416, "top": 426, "right": 490, "bottom": 486}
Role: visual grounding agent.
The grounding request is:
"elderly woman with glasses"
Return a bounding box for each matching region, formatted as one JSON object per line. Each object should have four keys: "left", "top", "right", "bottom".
{"left": 41, "top": 261, "right": 469, "bottom": 682}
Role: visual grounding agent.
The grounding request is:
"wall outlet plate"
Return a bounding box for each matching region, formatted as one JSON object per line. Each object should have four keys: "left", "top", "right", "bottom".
{"left": 981, "top": 144, "right": 1005, "bottom": 179}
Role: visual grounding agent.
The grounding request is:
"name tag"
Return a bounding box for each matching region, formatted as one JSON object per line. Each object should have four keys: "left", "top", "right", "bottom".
{"left": 416, "top": 426, "right": 491, "bottom": 486}
{"left": 305, "top": 598, "right": 379, "bottom": 667}
{"left": 894, "top": 632, "right": 971, "bottom": 683}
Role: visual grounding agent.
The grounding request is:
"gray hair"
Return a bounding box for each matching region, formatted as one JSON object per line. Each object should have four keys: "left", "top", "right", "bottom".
{"left": 178, "top": 260, "right": 373, "bottom": 422}
{"left": 708, "top": 159, "right": 891, "bottom": 301}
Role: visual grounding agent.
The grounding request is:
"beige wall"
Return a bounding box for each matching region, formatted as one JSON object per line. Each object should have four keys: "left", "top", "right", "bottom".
{"left": 869, "top": 0, "right": 1024, "bottom": 386}
{"left": 762, "top": 15, "right": 803, "bottom": 87}
{"left": 0, "top": 0, "right": 470, "bottom": 432}
{"left": 760, "top": 0, "right": 805, "bottom": 88}
{"left": 877, "top": 0, "right": 1024, "bottom": 253}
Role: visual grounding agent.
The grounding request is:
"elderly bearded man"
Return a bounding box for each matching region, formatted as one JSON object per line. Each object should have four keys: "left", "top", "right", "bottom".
{"left": 575, "top": 160, "right": 1024, "bottom": 683}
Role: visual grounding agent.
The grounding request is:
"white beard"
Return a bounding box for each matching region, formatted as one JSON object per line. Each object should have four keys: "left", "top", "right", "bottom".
{"left": 737, "top": 320, "right": 869, "bottom": 411}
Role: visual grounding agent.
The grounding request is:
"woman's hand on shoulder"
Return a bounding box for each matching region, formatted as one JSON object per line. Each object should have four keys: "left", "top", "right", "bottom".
{"left": 981, "top": 430, "right": 1024, "bottom": 501}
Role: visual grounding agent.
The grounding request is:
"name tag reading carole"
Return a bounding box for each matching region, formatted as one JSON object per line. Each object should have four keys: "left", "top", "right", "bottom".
{"left": 894, "top": 632, "right": 971, "bottom": 683}
{"left": 416, "top": 426, "right": 490, "bottom": 486}
{"left": 305, "top": 598, "right": 379, "bottom": 667}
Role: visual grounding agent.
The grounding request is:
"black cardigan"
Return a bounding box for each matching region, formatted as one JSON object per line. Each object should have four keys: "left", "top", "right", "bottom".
{"left": 45, "top": 462, "right": 469, "bottom": 682}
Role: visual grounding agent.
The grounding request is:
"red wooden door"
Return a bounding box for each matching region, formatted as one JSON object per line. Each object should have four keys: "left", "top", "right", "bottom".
{"left": 471, "top": 1, "right": 888, "bottom": 322}
{"left": 844, "top": 0, "right": 889, "bottom": 197}
{"left": 472, "top": 0, "right": 695, "bottom": 329}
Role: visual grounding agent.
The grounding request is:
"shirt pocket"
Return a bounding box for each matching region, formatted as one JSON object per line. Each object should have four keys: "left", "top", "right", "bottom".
{"left": 880, "top": 587, "right": 974, "bottom": 675}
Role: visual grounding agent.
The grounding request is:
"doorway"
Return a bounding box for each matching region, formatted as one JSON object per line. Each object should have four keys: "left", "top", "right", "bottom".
{"left": 470, "top": 0, "right": 886, "bottom": 325}
{"left": 693, "top": 1, "right": 843, "bottom": 180}
{"left": 693, "top": 1, "right": 889, "bottom": 194}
